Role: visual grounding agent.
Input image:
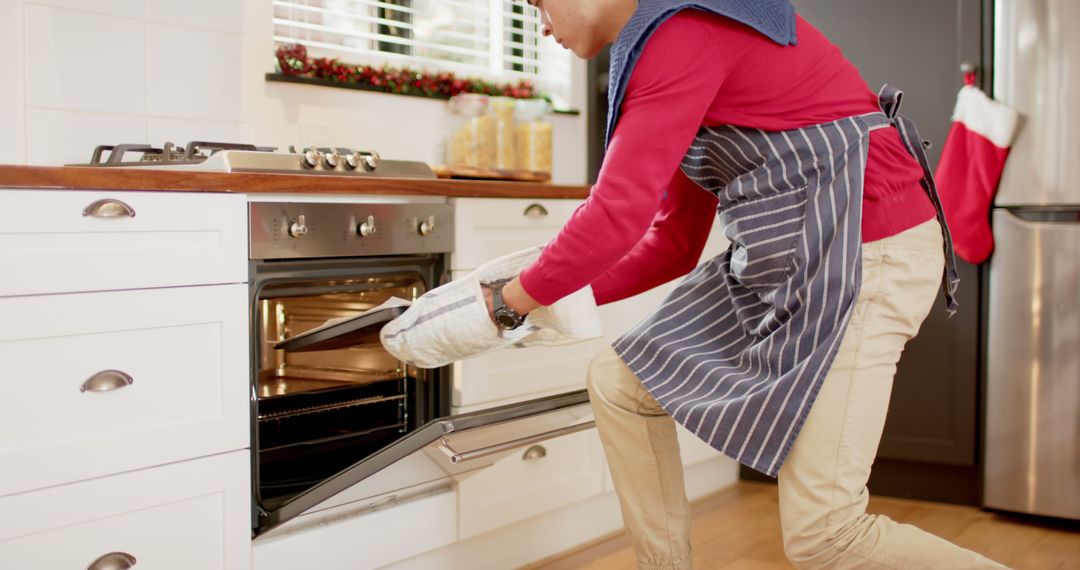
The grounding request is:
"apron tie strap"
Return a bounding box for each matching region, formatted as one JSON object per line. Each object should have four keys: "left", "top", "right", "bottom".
{"left": 878, "top": 84, "right": 904, "bottom": 119}
{"left": 877, "top": 84, "right": 961, "bottom": 316}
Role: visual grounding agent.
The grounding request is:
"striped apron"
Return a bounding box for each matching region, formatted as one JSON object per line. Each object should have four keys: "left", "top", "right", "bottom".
{"left": 613, "top": 85, "right": 961, "bottom": 477}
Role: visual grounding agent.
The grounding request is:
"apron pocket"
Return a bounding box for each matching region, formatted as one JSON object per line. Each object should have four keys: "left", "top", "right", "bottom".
{"left": 720, "top": 186, "right": 807, "bottom": 292}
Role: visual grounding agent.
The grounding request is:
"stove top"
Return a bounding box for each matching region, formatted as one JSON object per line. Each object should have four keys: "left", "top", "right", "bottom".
{"left": 70, "top": 141, "right": 436, "bottom": 179}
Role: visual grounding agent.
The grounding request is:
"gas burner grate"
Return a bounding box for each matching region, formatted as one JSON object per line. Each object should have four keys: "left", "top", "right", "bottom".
{"left": 86, "top": 141, "right": 278, "bottom": 166}
{"left": 70, "top": 140, "right": 435, "bottom": 177}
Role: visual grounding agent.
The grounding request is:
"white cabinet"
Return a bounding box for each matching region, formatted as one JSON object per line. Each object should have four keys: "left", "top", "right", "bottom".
{"left": 254, "top": 490, "right": 458, "bottom": 570}
{"left": 0, "top": 190, "right": 248, "bottom": 297}
{"left": 451, "top": 197, "right": 594, "bottom": 409}
{"left": 457, "top": 428, "right": 605, "bottom": 539}
{"left": 0, "top": 188, "right": 251, "bottom": 570}
{"left": 0, "top": 450, "right": 250, "bottom": 570}
{"left": 0, "top": 284, "right": 250, "bottom": 496}
{"left": 451, "top": 342, "right": 595, "bottom": 409}
{"left": 450, "top": 197, "right": 581, "bottom": 271}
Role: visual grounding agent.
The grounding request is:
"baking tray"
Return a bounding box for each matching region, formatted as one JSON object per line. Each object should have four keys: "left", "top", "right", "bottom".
{"left": 274, "top": 306, "right": 408, "bottom": 353}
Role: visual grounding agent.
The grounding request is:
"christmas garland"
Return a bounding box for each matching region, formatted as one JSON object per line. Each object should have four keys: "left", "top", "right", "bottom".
{"left": 274, "top": 43, "right": 545, "bottom": 101}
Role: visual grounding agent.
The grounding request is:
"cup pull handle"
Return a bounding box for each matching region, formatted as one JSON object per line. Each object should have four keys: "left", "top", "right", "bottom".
{"left": 83, "top": 199, "right": 136, "bottom": 218}
{"left": 523, "top": 203, "right": 549, "bottom": 218}
{"left": 81, "top": 370, "right": 134, "bottom": 393}
{"left": 522, "top": 445, "right": 547, "bottom": 461}
{"left": 87, "top": 551, "right": 137, "bottom": 570}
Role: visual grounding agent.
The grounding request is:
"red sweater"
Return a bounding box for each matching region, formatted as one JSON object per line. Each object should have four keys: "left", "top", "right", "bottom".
{"left": 519, "top": 11, "right": 936, "bottom": 306}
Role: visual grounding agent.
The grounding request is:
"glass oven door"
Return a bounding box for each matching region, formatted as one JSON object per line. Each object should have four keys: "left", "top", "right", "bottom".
{"left": 254, "top": 389, "right": 594, "bottom": 537}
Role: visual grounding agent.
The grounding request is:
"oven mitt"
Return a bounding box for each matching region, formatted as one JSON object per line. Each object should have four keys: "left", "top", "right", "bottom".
{"left": 380, "top": 246, "right": 602, "bottom": 369}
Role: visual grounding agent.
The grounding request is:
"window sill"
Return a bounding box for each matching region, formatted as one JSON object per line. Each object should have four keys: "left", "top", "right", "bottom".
{"left": 265, "top": 73, "right": 581, "bottom": 115}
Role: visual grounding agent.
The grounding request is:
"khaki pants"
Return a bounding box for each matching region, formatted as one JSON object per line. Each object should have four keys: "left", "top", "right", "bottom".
{"left": 586, "top": 220, "right": 1007, "bottom": 570}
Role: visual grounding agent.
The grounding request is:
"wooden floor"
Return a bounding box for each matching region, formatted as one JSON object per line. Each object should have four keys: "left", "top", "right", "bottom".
{"left": 528, "top": 482, "right": 1080, "bottom": 570}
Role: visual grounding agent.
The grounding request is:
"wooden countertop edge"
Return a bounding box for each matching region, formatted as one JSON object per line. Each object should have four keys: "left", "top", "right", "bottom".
{"left": 0, "top": 165, "right": 591, "bottom": 199}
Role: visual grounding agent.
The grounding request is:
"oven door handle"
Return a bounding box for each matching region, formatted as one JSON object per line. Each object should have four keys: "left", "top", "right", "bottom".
{"left": 435, "top": 421, "right": 595, "bottom": 464}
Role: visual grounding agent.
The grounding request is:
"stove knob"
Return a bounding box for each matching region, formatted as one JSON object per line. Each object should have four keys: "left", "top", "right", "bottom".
{"left": 361, "top": 151, "right": 381, "bottom": 171}
{"left": 301, "top": 148, "right": 321, "bottom": 169}
{"left": 289, "top": 215, "right": 309, "bottom": 238}
{"left": 322, "top": 152, "right": 341, "bottom": 169}
{"left": 357, "top": 215, "right": 377, "bottom": 237}
{"left": 342, "top": 153, "right": 360, "bottom": 170}
{"left": 418, "top": 214, "right": 436, "bottom": 236}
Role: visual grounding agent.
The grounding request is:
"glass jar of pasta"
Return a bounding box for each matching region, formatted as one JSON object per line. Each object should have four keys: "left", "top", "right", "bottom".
{"left": 515, "top": 99, "right": 553, "bottom": 175}
{"left": 446, "top": 94, "right": 496, "bottom": 170}
{"left": 489, "top": 96, "right": 517, "bottom": 171}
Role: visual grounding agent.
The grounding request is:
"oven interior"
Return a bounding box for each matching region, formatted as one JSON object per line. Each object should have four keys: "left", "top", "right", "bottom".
{"left": 252, "top": 259, "right": 447, "bottom": 512}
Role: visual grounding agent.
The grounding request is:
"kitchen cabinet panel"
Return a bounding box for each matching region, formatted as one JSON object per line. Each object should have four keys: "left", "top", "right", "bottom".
{"left": 451, "top": 341, "right": 595, "bottom": 408}
{"left": 450, "top": 197, "right": 581, "bottom": 271}
{"left": 0, "top": 190, "right": 247, "bottom": 297}
{"left": 0, "top": 450, "right": 250, "bottom": 569}
{"left": 0, "top": 284, "right": 249, "bottom": 496}
{"left": 457, "top": 428, "right": 605, "bottom": 540}
{"left": 253, "top": 490, "right": 458, "bottom": 570}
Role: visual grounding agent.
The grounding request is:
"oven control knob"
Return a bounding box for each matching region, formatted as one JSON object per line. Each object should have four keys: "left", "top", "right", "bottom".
{"left": 357, "top": 215, "right": 377, "bottom": 237}
{"left": 322, "top": 152, "right": 341, "bottom": 169}
{"left": 359, "top": 151, "right": 380, "bottom": 171}
{"left": 342, "top": 152, "right": 360, "bottom": 170}
{"left": 418, "top": 214, "right": 436, "bottom": 236}
{"left": 301, "top": 148, "right": 321, "bottom": 169}
{"left": 289, "top": 215, "right": 309, "bottom": 238}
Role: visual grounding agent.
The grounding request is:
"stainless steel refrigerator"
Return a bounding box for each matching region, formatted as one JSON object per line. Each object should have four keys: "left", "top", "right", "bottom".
{"left": 984, "top": 0, "right": 1080, "bottom": 521}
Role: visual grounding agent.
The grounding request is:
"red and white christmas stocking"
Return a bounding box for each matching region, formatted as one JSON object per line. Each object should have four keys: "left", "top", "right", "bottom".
{"left": 935, "top": 83, "right": 1020, "bottom": 264}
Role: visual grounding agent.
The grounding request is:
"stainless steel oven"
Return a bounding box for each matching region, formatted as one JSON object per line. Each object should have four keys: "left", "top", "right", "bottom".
{"left": 248, "top": 200, "right": 594, "bottom": 538}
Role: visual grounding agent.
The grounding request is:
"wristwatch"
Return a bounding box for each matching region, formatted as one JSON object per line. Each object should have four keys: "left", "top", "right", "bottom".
{"left": 491, "top": 283, "right": 527, "bottom": 330}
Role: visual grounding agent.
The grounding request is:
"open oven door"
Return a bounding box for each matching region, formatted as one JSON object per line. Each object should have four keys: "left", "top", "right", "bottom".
{"left": 253, "top": 389, "right": 593, "bottom": 537}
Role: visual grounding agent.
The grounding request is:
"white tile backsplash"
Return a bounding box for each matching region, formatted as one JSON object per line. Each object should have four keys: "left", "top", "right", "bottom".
{"left": 0, "top": 0, "right": 26, "bottom": 163}
{"left": 25, "top": 4, "right": 146, "bottom": 114}
{"left": 148, "top": 117, "right": 243, "bottom": 146}
{"left": 27, "top": 108, "right": 147, "bottom": 165}
{"left": 146, "top": 0, "right": 241, "bottom": 34}
{"left": 146, "top": 23, "right": 242, "bottom": 122}
{"left": 26, "top": 0, "right": 145, "bottom": 20}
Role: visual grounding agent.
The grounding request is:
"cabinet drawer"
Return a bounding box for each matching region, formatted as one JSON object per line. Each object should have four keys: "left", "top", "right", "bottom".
{"left": 0, "top": 284, "right": 249, "bottom": 496}
{"left": 452, "top": 341, "right": 596, "bottom": 408}
{"left": 457, "top": 428, "right": 604, "bottom": 539}
{"left": 0, "top": 450, "right": 250, "bottom": 569}
{"left": 254, "top": 490, "right": 458, "bottom": 570}
{"left": 0, "top": 190, "right": 247, "bottom": 297}
{"left": 450, "top": 197, "right": 580, "bottom": 270}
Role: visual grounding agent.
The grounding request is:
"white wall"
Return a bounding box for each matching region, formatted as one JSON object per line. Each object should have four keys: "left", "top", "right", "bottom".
{"left": 0, "top": 0, "right": 26, "bottom": 164}
{"left": 4, "top": 0, "right": 590, "bottom": 185}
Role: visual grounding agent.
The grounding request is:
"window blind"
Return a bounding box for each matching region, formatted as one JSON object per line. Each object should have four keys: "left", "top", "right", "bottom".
{"left": 272, "top": 0, "right": 564, "bottom": 87}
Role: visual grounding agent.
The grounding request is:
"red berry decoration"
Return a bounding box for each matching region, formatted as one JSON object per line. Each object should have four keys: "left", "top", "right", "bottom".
{"left": 273, "top": 43, "right": 549, "bottom": 102}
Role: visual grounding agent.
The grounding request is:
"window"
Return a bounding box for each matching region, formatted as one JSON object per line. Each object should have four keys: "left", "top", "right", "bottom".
{"left": 273, "top": 0, "right": 572, "bottom": 104}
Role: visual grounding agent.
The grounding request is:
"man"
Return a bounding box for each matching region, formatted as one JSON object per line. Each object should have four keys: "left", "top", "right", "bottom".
{"left": 485, "top": 1, "right": 1006, "bottom": 568}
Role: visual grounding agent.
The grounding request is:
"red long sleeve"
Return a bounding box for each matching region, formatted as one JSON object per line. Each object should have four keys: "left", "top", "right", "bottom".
{"left": 518, "top": 13, "right": 729, "bottom": 306}
{"left": 590, "top": 169, "right": 719, "bottom": 305}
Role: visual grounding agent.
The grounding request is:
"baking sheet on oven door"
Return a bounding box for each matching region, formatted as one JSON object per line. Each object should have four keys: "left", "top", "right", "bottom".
{"left": 255, "top": 389, "right": 593, "bottom": 536}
